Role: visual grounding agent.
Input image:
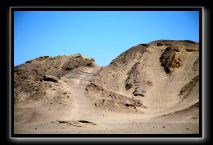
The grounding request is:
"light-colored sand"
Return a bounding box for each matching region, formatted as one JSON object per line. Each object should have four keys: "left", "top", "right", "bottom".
{"left": 14, "top": 66, "right": 199, "bottom": 134}
{"left": 14, "top": 41, "right": 199, "bottom": 134}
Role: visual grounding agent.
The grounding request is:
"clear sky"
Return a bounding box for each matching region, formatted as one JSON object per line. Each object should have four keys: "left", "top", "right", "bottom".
{"left": 14, "top": 11, "right": 199, "bottom": 66}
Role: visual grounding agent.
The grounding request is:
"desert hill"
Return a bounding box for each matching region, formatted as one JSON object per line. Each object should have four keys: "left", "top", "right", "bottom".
{"left": 14, "top": 40, "right": 199, "bottom": 134}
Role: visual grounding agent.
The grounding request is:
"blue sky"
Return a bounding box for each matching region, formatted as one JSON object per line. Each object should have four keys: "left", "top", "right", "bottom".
{"left": 14, "top": 11, "right": 199, "bottom": 66}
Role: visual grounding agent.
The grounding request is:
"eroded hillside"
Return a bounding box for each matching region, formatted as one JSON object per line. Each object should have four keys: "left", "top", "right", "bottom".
{"left": 14, "top": 40, "right": 199, "bottom": 134}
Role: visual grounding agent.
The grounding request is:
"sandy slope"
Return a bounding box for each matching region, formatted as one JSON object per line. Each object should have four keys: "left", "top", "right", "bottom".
{"left": 14, "top": 40, "right": 199, "bottom": 134}
{"left": 14, "top": 66, "right": 198, "bottom": 134}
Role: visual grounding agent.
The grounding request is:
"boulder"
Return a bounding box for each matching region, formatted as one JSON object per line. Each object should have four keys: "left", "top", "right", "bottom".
{"left": 42, "top": 75, "right": 59, "bottom": 82}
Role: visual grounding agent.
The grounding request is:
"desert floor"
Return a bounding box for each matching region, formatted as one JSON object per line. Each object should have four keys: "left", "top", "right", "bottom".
{"left": 14, "top": 67, "right": 199, "bottom": 134}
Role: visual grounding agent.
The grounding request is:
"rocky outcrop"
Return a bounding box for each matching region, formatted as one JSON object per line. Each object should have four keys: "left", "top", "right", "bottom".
{"left": 179, "top": 75, "right": 199, "bottom": 98}
{"left": 14, "top": 54, "right": 96, "bottom": 103}
{"left": 87, "top": 40, "right": 199, "bottom": 112}
{"left": 42, "top": 75, "right": 59, "bottom": 82}
{"left": 14, "top": 40, "right": 199, "bottom": 113}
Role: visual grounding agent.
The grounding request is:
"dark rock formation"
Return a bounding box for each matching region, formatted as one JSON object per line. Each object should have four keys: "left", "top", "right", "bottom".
{"left": 42, "top": 75, "right": 59, "bottom": 82}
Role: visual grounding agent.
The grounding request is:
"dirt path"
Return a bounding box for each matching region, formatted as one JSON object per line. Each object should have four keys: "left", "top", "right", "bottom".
{"left": 61, "top": 67, "right": 101, "bottom": 120}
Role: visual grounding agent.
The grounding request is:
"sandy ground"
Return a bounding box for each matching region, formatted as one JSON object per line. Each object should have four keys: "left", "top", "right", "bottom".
{"left": 14, "top": 66, "right": 199, "bottom": 134}
{"left": 14, "top": 41, "right": 199, "bottom": 134}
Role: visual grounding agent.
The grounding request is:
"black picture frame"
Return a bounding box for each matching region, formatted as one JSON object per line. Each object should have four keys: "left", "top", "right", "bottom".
{"left": 0, "top": 0, "right": 211, "bottom": 144}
